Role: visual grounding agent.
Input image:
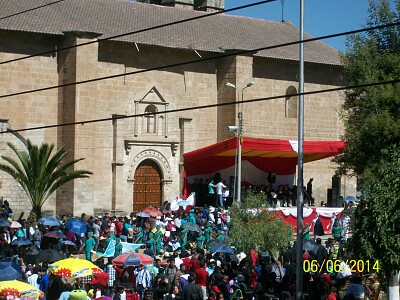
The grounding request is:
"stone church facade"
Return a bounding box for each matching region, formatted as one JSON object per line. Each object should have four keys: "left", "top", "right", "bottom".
{"left": 0, "top": 0, "right": 355, "bottom": 216}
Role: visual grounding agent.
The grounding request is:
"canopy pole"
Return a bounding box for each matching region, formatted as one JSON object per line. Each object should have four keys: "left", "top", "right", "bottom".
{"left": 296, "top": 0, "right": 305, "bottom": 299}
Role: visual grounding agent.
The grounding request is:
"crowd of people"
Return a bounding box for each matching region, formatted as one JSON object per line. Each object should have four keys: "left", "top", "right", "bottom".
{"left": 0, "top": 197, "right": 381, "bottom": 300}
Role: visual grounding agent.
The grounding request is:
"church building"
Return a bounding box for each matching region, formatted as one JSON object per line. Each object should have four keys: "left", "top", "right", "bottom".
{"left": 0, "top": 0, "right": 354, "bottom": 216}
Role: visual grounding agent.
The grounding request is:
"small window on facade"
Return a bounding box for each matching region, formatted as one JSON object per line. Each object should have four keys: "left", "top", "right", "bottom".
{"left": 145, "top": 104, "right": 157, "bottom": 133}
{"left": 285, "top": 86, "right": 298, "bottom": 118}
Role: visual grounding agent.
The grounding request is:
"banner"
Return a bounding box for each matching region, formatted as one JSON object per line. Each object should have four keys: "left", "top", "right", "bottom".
{"left": 121, "top": 242, "right": 143, "bottom": 254}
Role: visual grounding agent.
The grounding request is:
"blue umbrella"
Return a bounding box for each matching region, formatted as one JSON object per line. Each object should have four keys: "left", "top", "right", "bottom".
{"left": 66, "top": 218, "right": 87, "bottom": 235}
{"left": 136, "top": 212, "right": 150, "bottom": 218}
{"left": 210, "top": 244, "right": 234, "bottom": 254}
{"left": 38, "top": 216, "right": 61, "bottom": 227}
{"left": 0, "top": 257, "right": 23, "bottom": 280}
{"left": 11, "top": 238, "right": 33, "bottom": 246}
{"left": 344, "top": 195, "right": 358, "bottom": 202}
{"left": 0, "top": 218, "right": 11, "bottom": 227}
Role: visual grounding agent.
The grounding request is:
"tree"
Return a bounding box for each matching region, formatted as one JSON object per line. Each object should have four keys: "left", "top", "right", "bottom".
{"left": 334, "top": 0, "right": 400, "bottom": 185}
{"left": 0, "top": 133, "right": 92, "bottom": 217}
{"left": 335, "top": 2, "right": 400, "bottom": 298}
{"left": 229, "top": 191, "right": 293, "bottom": 254}
{"left": 348, "top": 145, "right": 400, "bottom": 300}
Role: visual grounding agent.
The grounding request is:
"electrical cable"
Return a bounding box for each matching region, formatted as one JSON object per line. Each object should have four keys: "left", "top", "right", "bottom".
{"left": 1, "top": 20, "right": 399, "bottom": 100}
{"left": 2, "top": 77, "right": 399, "bottom": 134}
{"left": 0, "top": 0, "right": 65, "bottom": 21}
{"left": 0, "top": 0, "right": 276, "bottom": 66}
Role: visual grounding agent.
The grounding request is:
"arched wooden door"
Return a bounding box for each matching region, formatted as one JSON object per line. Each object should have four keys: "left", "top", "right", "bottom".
{"left": 133, "top": 159, "right": 162, "bottom": 212}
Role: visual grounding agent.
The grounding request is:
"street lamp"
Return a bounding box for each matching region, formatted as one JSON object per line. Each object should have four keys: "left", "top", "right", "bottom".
{"left": 226, "top": 81, "right": 255, "bottom": 202}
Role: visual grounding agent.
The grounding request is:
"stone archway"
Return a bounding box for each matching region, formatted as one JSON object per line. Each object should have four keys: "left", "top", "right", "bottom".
{"left": 133, "top": 159, "right": 162, "bottom": 212}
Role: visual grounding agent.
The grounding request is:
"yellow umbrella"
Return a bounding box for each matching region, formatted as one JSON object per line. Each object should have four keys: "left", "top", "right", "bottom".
{"left": 0, "top": 280, "right": 43, "bottom": 298}
{"left": 49, "top": 258, "right": 103, "bottom": 278}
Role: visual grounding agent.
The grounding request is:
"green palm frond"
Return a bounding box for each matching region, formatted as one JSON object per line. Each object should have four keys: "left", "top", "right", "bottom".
{"left": 0, "top": 132, "right": 92, "bottom": 214}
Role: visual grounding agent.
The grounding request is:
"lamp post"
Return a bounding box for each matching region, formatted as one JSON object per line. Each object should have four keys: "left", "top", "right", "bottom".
{"left": 226, "top": 81, "right": 255, "bottom": 202}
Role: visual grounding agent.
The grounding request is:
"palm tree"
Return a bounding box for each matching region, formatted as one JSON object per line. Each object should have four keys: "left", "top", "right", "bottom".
{"left": 0, "top": 133, "right": 92, "bottom": 217}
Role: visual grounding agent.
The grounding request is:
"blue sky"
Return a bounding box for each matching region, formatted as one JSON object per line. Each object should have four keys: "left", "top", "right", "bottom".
{"left": 225, "top": 0, "right": 372, "bottom": 52}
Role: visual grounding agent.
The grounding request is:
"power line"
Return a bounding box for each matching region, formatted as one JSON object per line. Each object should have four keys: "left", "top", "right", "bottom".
{"left": 1, "top": 21, "right": 399, "bottom": 100}
{"left": 0, "top": 0, "right": 276, "bottom": 66}
{"left": 2, "top": 78, "right": 400, "bottom": 135}
{"left": 0, "top": 0, "right": 65, "bottom": 21}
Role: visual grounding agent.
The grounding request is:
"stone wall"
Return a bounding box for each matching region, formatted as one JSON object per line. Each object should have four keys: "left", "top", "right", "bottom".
{"left": 0, "top": 29, "right": 356, "bottom": 217}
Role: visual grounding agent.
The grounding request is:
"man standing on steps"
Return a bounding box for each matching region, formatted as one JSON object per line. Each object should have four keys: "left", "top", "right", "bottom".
{"left": 307, "top": 178, "right": 314, "bottom": 206}
{"left": 215, "top": 179, "right": 227, "bottom": 208}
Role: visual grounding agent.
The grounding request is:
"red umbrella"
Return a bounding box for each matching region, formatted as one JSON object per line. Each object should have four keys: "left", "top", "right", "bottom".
{"left": 143, "top": 207, "right": 163, "bottom": 217}
{"left": 45, "top": 231, "right": 67, "bottom": 239}
{"left": 112, "top": 253, "right": 154, "bottom": 267}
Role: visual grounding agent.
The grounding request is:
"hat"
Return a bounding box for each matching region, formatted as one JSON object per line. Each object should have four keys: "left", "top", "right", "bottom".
{"left": 156, "top": 216, "right": 161, "bottom": 220}
{"left": 125, "top": 215, "right": 131, "bottom": 220}
{"left": 209, "top": 259, "right": 216, "bottom": 263}
{"left": 97, "top": 216, "right": 103, "bottom": 219}
{"left": 236, "top": 274, "right": 245, "bottom": 282}
{"left": 211, "top": 286, "right": 221, "bottom": 293}
{"left": 209, "top": 207, "right": 215, "bottom": 213}
{"left": 69, "top": 290, "right": 88, "bottom": 300}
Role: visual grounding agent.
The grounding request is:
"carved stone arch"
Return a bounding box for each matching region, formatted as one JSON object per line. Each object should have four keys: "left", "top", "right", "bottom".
{"left": 128, "top": 149, "right": 172, "bottom": 182}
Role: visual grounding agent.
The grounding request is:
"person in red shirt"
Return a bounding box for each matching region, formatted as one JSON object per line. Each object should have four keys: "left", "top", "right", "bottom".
{"left": 181, "top": 252, "right": 191, "bottom": 271}
{"left": 195, "top": 261, "right": 208, "bottom": 300}
{"left": 190, "top": 254, "right": 201, "bottom": 273}
{"left": 115, "top": 217, "right": 123, "bottom": 237}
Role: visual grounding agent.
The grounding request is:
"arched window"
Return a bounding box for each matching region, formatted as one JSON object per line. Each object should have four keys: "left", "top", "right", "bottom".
{"left": 285, "top": 86, "right": 298, "bottom": 118}
{"left": 145, "top": 104, "right": 157, "bottom": 133}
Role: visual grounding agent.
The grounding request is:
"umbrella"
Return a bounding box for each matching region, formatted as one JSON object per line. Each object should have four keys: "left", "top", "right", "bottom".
{"left": 37, "top": 249, "right": 64, "bottom": 263}
{"left": 208, "top": 240, "right": 224, "bottom": 250}
{"left": 143, "top": 207, "right": 163, "bottom": 217}
{"left": 11, "top": 238, "right": 33, "bottom": 246}
{"left": 0, "top": 280, "right": 43, "bottom": 298}
{"left": 136, "top": 212, "right": 150, "bottom": 218}
{"left": 10, "top": 221, "right": 22, "bottom": 228}
{"left": 66, "top": 219, "right": 87, "bottom": 235}
{"left": 62, "top": 240, "right": 76, "bottom": 246}
{"left": 186, "top": 222, "right": 200, "bottom": 232}
{"left": 45, "top": 231, "right": 67, "bottom": 239}
{"left": 210, "top": 244, "right": 234, "bottom": 254}
{"left": 112, "top": 252, "right": 154, "bottom": 267}
{"left": 344, "top": 195, "right": 358, "bottom": 201}
{"left": 50, "top": 258, "right": 103, "bottom": 278}
{"left": 0, "top": 258, "right": 23, "bottom": 281}
{"left": 38, "top": 216, "right": 61, "bottom": 227}
{"left": 0, "top": 218, "right": 11, "bottom": 227}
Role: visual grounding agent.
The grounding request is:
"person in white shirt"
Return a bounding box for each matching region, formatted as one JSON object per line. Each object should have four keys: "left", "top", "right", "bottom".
{"left": 215, "top": 179, "right": 227, "bottom": 208}
{"left": 336, "top": 257, "right": 352, "bottom": 279}
{"left": 27, "top": 267, "right": 40, "bottom": 289}
{"left": 341, "top": 212, "right": 351, "bottom": 241}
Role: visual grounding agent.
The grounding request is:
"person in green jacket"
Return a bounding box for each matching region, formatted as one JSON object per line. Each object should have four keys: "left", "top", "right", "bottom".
{"left": 204, "top": 222, "right": 213, "bottom": 246}
{"left": 332, "top": 219, "right": 343, "bottom": 241}
{"left": 134, "top": 228, "right": 143, "bottom": 244}
{"left": 114, "top": 238, "right": 122, "bottom": 258}
{"left": 214, "top": 230, "right": 225, "bottom": 242}
{"left": 85, "top": 232, "right": 96, "bottom": 261}
{"left": 303, "top": 223, "right": 311, "bottom": 241}
{"left": 154, "top": 225, "right": 163, "bottom": 255}
{"left": 196, "top": 231, "right": 205, "bottom": 249}
{"left": 180, "top": 225, "right": 188, "bottom": 251}
{"left": 147, "top": 234, "right": 157, "bottom": 255}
